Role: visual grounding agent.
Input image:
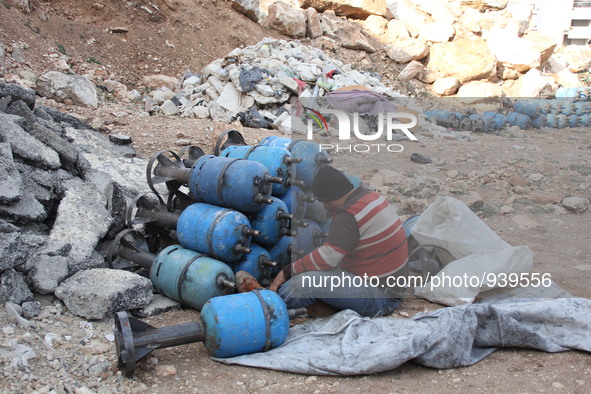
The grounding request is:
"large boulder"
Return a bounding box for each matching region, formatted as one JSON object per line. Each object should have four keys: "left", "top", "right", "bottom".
{"left": 301, "top": 0, "right": 387, "bottom": 18}
{"left": 518, "top": 69, "right": 553, "bottom": 97}
{"left": 55, "top": 268, "right": 153, "bottom": 320}
{"left": 387, "top": 0, "right": 431, "bottom": 38}
{"left": 267, "top": 2, "right": 306, "bottom": 38}
{"left": 419, "top": 22, "right": 455, "bottom": 42}
{"left": 385, "top": 39, "right": 429, "bottom": 63}
{"left": 555, "top": 70, "right": 581, "bottom": 88}
{"left": 563, "top": 46, "right": 591, "bottom": 73}
{"left": 321, "top": 11, "right": 375, "bottom": 52}
{"left": 231, "top": 0, "right": 261, "bottom": 21}
{"left": 141, "top": 74, "right": 179, "bottom": 90}
{"left": 305, "top": 7, "right": 323, "bottom": 38}
{"left": 36, "top": 71, "right": 98, "bottom": 108}
{"left": 385, "top": 19, "right": 410, "bottom": 42}
{"left": 523, "top": 31, "right": 557, "bottom": 66}
{"left": 457, "top": 81, "right": 504, "bottom": 100}
{"left": 432, "top": 77, "right": 460, "bottom": 96}
{"left": 487, "top": 31, "right": 541, "bottom": 73}
{"left": 428, "top": 37, "right": 497, "bottom": 83}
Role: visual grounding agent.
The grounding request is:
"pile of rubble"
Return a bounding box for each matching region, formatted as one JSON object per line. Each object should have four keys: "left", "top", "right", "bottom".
{"left": 142, "top": 37, "right": 405, "bottom": 131}
{"left": 229, "top": 0, "right": 591, "bottom": 98}
{"left": 0, "top": 82, "right": 155, "bottom": 321}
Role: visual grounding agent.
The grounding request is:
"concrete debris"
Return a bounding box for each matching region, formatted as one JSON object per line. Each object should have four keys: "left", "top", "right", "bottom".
{"left": 0, "top": 82, "right": 147, "bottom": 318}
{"left": 54, "top": 268, "right": 154, "bottom": 320}
{"left": 36, "top": 71, "right": 99, "bottom": 108}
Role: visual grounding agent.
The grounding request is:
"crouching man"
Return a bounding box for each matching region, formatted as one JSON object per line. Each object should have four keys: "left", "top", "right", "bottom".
{"left": 239, "top": 165, "right": 409, "bottom": 317}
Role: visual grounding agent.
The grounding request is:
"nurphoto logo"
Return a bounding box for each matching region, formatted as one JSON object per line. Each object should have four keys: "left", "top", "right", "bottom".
{"left": 305, "top": 108, "right": 418, "bottom": 154}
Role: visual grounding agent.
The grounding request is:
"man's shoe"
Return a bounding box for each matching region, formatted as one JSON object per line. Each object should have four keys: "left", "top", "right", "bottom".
{"left": 235, "top": 271, "right": 263, "bottom": 293}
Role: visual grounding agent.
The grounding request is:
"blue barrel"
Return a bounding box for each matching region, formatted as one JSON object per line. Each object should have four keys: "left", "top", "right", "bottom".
{"left": 561, "top": 100, "right": 575, "bottom": 116}
{"left": 535, "top": 99, "right": 551, "bottom": 114}
{"left": 294, "top": 219, "right": 327, "bottom": 255}
{"left": 151, "top": 245, "right": 235, "bottom": 310}
{"left": 344, "top": 172, "right": 363, "bottom": 188}
{"left": 269, "top": 236, "right": 294, "bottom": 268}
{"left": 531, "top": 114, "right": 546, "bottom": 129}
{"left": 556, "top": 87, "right": 580, "bottom": 99}
{"left": 233, "top": 244, "right": 275, "bottom": 282}
{"left": 424, "top": 110, "right": 460, "bottom": 129}
{"left": 279, "top": 186, "right": 310, "bottom": 219}
{"left": 305, "top": 199, "right": 331, "bottom": 223}
{"left": 546, "top": 114, "right": 568, "bottom": 129}
{"left": 177, "top": 203, "right": 253, "bottom": 262}
{"left": 318, "top": 218, "right": 331, "bottom": 234}
{"left": 249, "top": 197, "right": 290, "bottom": 246}
{"left": 403, "top": 214, "right": 420, "bottom": 238}
{"left": 469, "top": 114, "right": 485, "bottom": 132}
{"left": 219, "top": 145, "right": 294, "bottom": 196}
{"left": 549, "top": 100, "right": 562, "bottom": 114}
{"left": 189, "top": 155, "right": 272, "bottom": 212}
{"left": 574, "top": 101, "right": 590, "bottom": 116}
{"left": 200, "top": 290, "right": 289, "bottom": 358}
{"left": 492, "top": 114, "right": 508, "bottom": 130}
{"left": 569, "top": 115, "right": 579, "bottom": 128}
{"left": 515, "top": 100, "right": 540, "bottom": 118}
{"left": 507, "top": 112, "right": 531, "bottom": 129}
{"left": 259, "top": 136, "right": 332, "bottom": 191}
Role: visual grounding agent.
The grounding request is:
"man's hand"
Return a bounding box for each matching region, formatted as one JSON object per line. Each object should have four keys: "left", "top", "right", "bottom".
{"left": 269, "top": 270, "right": 287, "bottom": 293}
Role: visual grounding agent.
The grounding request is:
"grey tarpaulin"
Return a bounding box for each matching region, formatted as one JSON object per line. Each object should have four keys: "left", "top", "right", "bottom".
{"left": 213, "top": 298, "right": 591, "bottom": 375}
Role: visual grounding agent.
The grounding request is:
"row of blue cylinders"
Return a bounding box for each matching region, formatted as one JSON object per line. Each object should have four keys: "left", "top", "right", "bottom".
{"left": 425, "top": 97, "right": 591, "bottom": 132}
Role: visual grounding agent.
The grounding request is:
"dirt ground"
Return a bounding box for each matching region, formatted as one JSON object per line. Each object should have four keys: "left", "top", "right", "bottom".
{"left": 1, "top": 0, "right": 591, "bottom": 393}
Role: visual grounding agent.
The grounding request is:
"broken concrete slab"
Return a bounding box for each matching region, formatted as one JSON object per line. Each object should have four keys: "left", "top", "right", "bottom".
{"left": 0, "top": 192, "right": 47, "bottom": 224}
{"left": 0, "top": 113, "right": 61, "bottom": 170}
{"left": 54, "top": 268, "right": 153, "bottom": 320}
{"left": 0, "top": 142, "right": 23, "bottom": 205}
{"left": 46, "top": 182, "right": 113, "bottom": 269}
{"left": 27, "top": 254, "right": 70, "bottom": 294}
{"left": 0, "top": 268, "right": 34, "bottom": 305}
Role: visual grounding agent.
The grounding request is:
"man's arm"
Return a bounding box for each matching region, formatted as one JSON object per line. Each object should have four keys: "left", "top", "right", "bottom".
{"left": 287, "top": 211, "right": 359, "bottom": 277}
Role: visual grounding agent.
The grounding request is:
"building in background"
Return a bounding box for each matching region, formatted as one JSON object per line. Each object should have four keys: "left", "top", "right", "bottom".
{"left": 510, "top": 0, "right": 591, "bottom": 45}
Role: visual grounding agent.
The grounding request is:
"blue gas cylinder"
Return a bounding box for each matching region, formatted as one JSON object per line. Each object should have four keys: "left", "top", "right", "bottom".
{"left": 232, "top": 244, "right": 276, "bottom": 282}
{"left": 151, "top": 245, "right": 235, "bottom": 310}
{"left": 304, "top": 199, "right": 331, "bottom": 224}
{"left": 531, "top": 114, "right": 547, "bottom": 129}
{"left": 574, "top": 101, "right": 590, "bottom": 116}
{"left": 177, "top": 203, "right": 254, "bottom": 262}
{"left": 188, "top": 155, "right": 273, "bottom": 212}
{"left": 279, "top": 185, "right": 311, "bottom": 219}
{"left": 294, "top": 219, "right": 327, "bottom": 255}
{"left": 259, "top": 136, "right": 332, "bottom": 190}
{"left": 249, "top": 197, "right": 291, "bottom": 246}
{"left": 507, "top": 112, "right": 531, "bottom": 129}
{"left": 403, "top": 214, "right": 421, "bottom": 238}
{"left": 468, "top": 114, "right": 485, "bottom": 132}
{"left": 569, "top": 115, "right": 579, "bottom": 128}
{"left": 561, "top": 100, "right": 575, "bottom": 116}
{"left": 492, "top": 114, "right": 509, "bottom": 130}
{"left": 344, "top": 172, "right": 363, "bottom": 188}
{"left": 579, "top": 114, "right": 590, "bottom": 127}
{"left": 268, "top": 236, "right": 300, "bottom": 269}
{"left": 515, "top": 100, "right": 540, "bottom": 118}
{"left": 219, "top": 145, "right": 295, "bottom": 196}
{"left": 200, "top": 290, "right": 289, "bottom": 358}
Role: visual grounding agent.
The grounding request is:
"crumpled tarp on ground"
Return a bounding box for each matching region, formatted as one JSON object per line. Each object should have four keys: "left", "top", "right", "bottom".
{"left": 214, "top": 298, "right": 591, "bottom": 375}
